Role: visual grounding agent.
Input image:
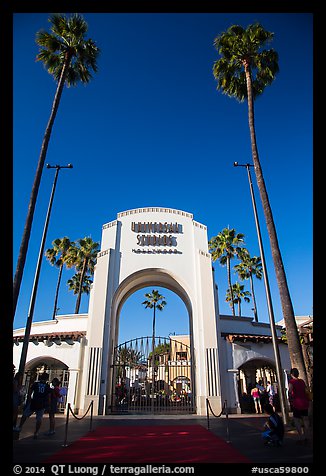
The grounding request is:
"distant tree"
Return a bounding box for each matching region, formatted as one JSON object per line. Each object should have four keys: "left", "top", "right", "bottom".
{"left": 45, "top": 237, "right": 73, "bottom": 319}
{"left": 212, "top": 22, "right": 307, "bottom": 382}
{"left": 142, "top": 290, "right": 167, "bottom": 400}
{"left": 235, "top": 250, "right": 262, "bottom": 322}
{"left": 13, "top": 13, "right": 100, "bottom": 318}
{"left": 67, "top": 272, "right": 93, "bottom": 307}
{"left": 226, "top": 282, "right": 251, "bottom": 317}
{"left": 66, "top": 237, "right": 99, "bottom": 314}
{"left": 209, "top": 227, "right": 245, "bottom": 316}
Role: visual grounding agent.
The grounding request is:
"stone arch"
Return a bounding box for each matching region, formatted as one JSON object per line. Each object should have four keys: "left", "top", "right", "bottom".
{"left": 105, "top": 268, "right": 195, "bottom": 412}
{"left": 111, "top": 267, "right": 193, "bottom": 346}
{"left": 237, "top": 357, "right": 278, "bottom": 414}
{"left": 25, "top": 356, "right": 69, "bottom": 372}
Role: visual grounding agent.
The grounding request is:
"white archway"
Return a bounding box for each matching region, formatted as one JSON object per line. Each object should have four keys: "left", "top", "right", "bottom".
{"left": 80, "top": 208, "right": 222, "bottom": 415}
{"left": 105, "top": 268, "right": 195, "bottom": 413}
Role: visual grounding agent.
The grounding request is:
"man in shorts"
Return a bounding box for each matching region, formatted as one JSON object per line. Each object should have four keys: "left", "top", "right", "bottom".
{"left": 15, "top": 372, "right": 51, "bottom": 439}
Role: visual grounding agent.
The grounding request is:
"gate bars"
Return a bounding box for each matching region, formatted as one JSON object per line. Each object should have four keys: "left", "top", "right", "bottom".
{"left": 111, "top": 336, "right": 194, "bottom": 414}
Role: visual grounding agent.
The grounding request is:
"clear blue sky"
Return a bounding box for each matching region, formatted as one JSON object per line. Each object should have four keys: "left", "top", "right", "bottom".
{"left": 13, "top": 12, "right": 313, "bottom": 344}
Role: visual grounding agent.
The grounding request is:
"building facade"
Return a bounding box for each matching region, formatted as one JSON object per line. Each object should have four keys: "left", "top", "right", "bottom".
{"left": 13, "top": 207, "right": 292, "bottom": 416}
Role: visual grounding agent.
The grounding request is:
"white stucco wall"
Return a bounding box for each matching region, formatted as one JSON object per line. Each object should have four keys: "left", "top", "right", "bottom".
{"left": 217, "top": 314, "right": 291, "bottom": 412}
{"left": 13, "top": 314, "right": 88, "bottom": 410}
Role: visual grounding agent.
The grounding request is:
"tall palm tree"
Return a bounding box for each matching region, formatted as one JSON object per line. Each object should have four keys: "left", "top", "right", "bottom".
{"left": 208, "top": 227, "right": 245, "bottom": 316}
{"left": 45, "top": 236, "right": 73, "bottom": 320}
{"left": 212, "top": 23, "right": 308, "bottom": 383}
{"left": 66, "top": 237, "right": 99, "bottom": 314}
{"left": 142, "top": 290, "right": 167, "bottom": 403}
{"left": 235, "top": 250, "right": 262, "bottom": 322}
{"left": 226, "top": 282, "right": 251, "bottom": 317}
{"left": 13, "top": 13, "right": 100, "bottom": 318}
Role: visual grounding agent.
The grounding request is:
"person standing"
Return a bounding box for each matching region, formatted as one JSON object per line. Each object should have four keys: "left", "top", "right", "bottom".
{"left": 45, "top": 378, "right": 61, "bottom": 436}
{"left": 251, "top": 385, "right": 262, "bottom": 413}
{"left": 266, "top": 381, "right": 275, "bottom": 407}
{"left": 288, "top": 367, "right": 310, "bottom": 445}
{"left": 15, "top": 373, "right": 51, "bottom": 439}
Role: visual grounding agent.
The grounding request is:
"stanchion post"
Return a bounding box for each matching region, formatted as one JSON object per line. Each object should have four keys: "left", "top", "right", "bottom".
{"left": 206, "top": 398, "right": 210, "bottom": 429}
{"left": 90, "top": 400, "right": 94, "bottom": 431}
{"left": 62, "top": 403, "right": 70, "bottom": 447}
{"left": 224, "top": 400, "right": 230, "bottom": 443}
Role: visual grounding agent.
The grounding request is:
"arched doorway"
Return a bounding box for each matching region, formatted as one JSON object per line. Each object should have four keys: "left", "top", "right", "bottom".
{"left": 237, "top": 358, "right": 279, "bottom": 413}
{"left": 24, "top": 356, "right": 69, "bottom": 412}
{"left": 105, "top": 270, "right": 195, "bottom": 414}
{"left": 109, "top": 285, "right": 193, "bottom": 413}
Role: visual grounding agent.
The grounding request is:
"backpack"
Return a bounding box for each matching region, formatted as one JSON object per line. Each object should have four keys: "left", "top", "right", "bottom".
{"left": 269, "top": 413, "right": 284, "bottom": 439}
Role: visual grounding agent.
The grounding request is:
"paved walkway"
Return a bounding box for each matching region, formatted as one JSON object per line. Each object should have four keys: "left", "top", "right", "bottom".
{"left": 13, "top": 412, "right": 313, "bottom": 465}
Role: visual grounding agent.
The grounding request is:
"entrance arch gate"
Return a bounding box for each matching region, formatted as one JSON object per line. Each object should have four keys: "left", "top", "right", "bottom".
{"left": 80, "top": 208, "right": 222, "bottom": 416}
{"left": 111, "top": 336, "right": 194, "bottom": 413}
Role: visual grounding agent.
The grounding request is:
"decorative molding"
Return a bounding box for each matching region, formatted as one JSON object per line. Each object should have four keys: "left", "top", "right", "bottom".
{"left": 193, "top": 220, "right": 207, "bottom": 230}
{"left": 199, "top": 250, "right": 211, "bottom": 259}
{"left": 97, "top": 249, "right": 109, "bottom": 258}
{"left": 117, "top": 207, "right": 193, "bottom": 219}
{"left": 206, "top": 348, "right": 219, "bottom": 396}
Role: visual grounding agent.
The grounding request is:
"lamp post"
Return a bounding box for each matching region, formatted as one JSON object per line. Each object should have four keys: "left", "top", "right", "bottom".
{"left": 18, "top": 164, "right": 73, "bottom": 375}
{"left": 233, "top": 162, "right": 288, "bottom": 424}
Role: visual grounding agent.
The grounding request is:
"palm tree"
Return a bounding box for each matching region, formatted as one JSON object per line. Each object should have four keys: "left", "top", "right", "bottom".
{"left": 208, "top": 227, "right": 245, "bottom": 316}
{"left": 226, "top": 282, "right": 251, "bottom": 317}
{"left": 67, "top": 272, "right": 93, "bottom": 306}
{"left": 234, "top": 250, "right": 262, "bottom": 322}
{"left": 212, "top": 23, "right": 308, "bottom": 382}
{"left": 45, "top": 236, "right": 73, "bottom": 320}
{"left": 13, "top": 13, "right": 100, "bottom": 318}
{"left": 66, "top": 237, "right": 99, "bottom": 314}
{"left": 142, "top": 290, "right": 167, "bottom": 406}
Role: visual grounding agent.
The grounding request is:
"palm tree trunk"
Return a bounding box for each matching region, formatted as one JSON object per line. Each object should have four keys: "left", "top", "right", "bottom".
{"left": 227, "top": 256, "right": 235, "bottom": 316}
{"left": 151, "top": 303, "right": 156, "bottom": 412}
{"left": 244, "top": 65, "right": 308, "bottom": 383}
{"left": 52, "top": 264, "right": 63, "bottom": 320}
{"left": 75, "top": 258, "right": 87, "bottom": 314}
{"left": 13, "top": 56, "right": 71, "bottom": 319}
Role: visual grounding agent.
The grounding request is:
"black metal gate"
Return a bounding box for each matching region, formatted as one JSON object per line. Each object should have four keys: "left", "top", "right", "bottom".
{"left": 110, "top": 336, "right": 195, "bottom": 414}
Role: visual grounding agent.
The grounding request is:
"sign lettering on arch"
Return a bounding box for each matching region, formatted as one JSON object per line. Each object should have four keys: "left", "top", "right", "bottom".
{"left": 131, "top": 221, "right": 182, "bottom": 254}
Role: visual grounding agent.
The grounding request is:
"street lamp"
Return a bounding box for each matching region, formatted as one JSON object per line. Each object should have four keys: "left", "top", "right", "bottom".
{"left": 18, "top": 164, "right": 73, "bottom": 375}
{"left": 233, "top": 162, "right": 288, "bottom": 424}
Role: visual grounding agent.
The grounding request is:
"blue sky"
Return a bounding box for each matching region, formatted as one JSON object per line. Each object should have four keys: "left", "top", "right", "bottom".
{"left": 13, "top": 13, "right": 313, "bottom": 344}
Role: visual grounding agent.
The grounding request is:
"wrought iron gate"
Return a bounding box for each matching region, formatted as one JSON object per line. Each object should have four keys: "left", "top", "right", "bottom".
{"left": 110, "top": 336, "right": 195, "bottom": 414}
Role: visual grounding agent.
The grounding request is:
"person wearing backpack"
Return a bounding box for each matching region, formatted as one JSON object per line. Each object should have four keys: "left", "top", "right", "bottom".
{"left": 14, "top": 373, "right": 51, "bottom": 439}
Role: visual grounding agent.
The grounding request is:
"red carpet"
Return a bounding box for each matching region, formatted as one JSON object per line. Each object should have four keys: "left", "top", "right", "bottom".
{"left": 45, "top": 424, "right": 250, "bottom": 463}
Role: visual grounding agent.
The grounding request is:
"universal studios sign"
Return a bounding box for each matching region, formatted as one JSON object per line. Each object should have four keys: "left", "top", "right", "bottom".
{"left": 131, "top": 221, "right": 182, "bottom": 254}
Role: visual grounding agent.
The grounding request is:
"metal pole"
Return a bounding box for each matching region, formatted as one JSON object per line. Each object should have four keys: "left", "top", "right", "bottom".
{"left": 224, "top": 400, "right": 230, "bottom": 443}
{"left": 62, "top": 403, "right": 70, "bottom": 447}
{"left": 90, "top": 400, "right": 94, "bottom": 431}
{"left": 206, "top": 398, "right": 210, "bottom": 429}
{"left": 234, "top": 162, "right": 288, "bottom": 424}
{"left": 18, "top": 164, "right": 73, "bottom": 375}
